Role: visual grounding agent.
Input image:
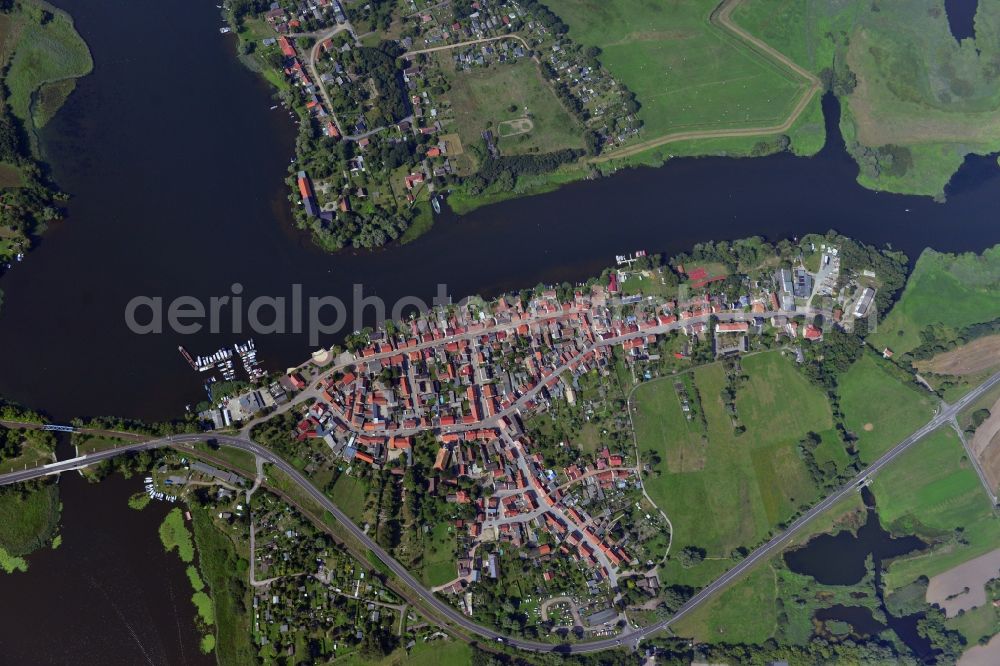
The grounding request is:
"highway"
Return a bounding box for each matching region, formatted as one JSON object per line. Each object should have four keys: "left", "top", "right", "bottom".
{"left": 3, "top": 369, "right": 998, "bottom": 653}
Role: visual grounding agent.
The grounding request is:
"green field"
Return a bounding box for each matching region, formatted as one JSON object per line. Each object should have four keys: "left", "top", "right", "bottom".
{"left": 735, "top": 0, "right": 1000, "bottom": 197}
{"left": 872, "top": 428, "right": 1000, "bottom": 591}
{"left": 871, "top": 246, "right": 1000, "bottom": 356}
{"left": 442, "top": 57, "right": 584, "bottom": 159}
{"left": 0, "top": 162, "right": 22, "bottom": 188}
{"left": 673, "top": 562, "right": 778, "bottom": 643}
{"left": 545, "top": 0, "right": 807, "bottom": 138}
{"left": 340, "top": 639, "right": 472, "bottom": 666}
{"left": 190, "top": 507, "right": 256, "bottom": 665}
{"left": 418, "top": 521, "right": 456, "bottom": 587}
{"left": 837, "top": 354, "right": 935, "bottom": 463}
{"left": 0, "top": 482, "right": 59, "bottom": 559}
{"left": 674, "top": 492, "right": 870, "bottom": 645}
{"left": 329, "top": 473, "right": 369, "bottom": 522}
{"left": 3, "top": 1, "right": 92, "bottom": 136}
{"left": 638, "top": 351, "right": 833, "bottom": 586}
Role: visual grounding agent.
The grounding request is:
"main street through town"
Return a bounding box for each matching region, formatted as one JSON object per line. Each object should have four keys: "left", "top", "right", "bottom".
{"left": 3, "top": 369, "right": 999, "bottom": 654}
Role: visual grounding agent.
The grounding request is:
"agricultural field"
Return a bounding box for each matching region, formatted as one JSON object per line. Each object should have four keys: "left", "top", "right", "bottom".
{"left": 639, "top": 351, "right": 833, "bottom": 587}
{"left": 916, "top": 335, "right": 1000, "bottom": 377}
{"left": 440, "top": 57, "right": 585, "bottom": 160}
{"left": 969, "top": 397, "right": 1000, "bottom": 496}
{"left": 872, "top": 428, "right": 1000, "bottom": 592}
{"left": 735, "top": 0, "right": 1000, "bottom": 197}
{"left": 545, "top": 0, "right": 808, "bottom": 139}
{"left": 837, "top": 354, "right": 935, "bottom": 463}
{"left": 871, "top": 246, "right": 1000, "bottom": 357}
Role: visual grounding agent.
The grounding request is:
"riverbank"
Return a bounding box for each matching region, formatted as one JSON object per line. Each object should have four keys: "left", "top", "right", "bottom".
{"left": 219, "top": 0, "right": 830, "bottom": 248}
{"left": 0, "top": 0, "right": 92, "bottom": 277}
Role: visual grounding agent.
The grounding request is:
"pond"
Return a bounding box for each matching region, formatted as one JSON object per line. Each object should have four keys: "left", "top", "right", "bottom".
{"left": 786, "top": 488, "right": 934, "bottom": 659}
{"left": 944, "top": 0, "right": 979, "bottom": 41}
{"left": 783, "top": 489, "right": 925, "bottom": 586}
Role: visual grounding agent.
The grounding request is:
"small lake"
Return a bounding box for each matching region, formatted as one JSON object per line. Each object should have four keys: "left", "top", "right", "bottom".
{"left": 784, "top": 490, "right": 925, "bottom": 586}
{"left": 944, "top": 0, "right": 979, "bottom": 41}
{"left": 815, "top": 604, "right": 886, "bottom": 637}
{"left": 0, "top": 438, "right": 209, "bottom": 665}
{"left": 785, "top": 488, "right": 933, "bottom": 659}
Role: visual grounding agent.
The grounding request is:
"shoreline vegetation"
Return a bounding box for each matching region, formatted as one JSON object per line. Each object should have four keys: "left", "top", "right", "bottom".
{"left": 1, "top": 232, "right": 1000, "bottom": 659}
{"left": 220, "top": 0, "right": 824, "bottom": 252}
{"left": 158, "top": 506, "right": 220, "bottom": 655}
{"left": 0, "top": 0, "right": 93, "bottom": 299}
{"left": 221, "top": 0, "right": 996, "bottom": 252}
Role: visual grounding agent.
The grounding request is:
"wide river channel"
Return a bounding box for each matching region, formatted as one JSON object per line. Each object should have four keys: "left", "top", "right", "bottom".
{"left": 1, "top": 1, "right": 999, "bottom": 662}
{"left": 1, "top": 0, "right": 1000, "bottom": 421}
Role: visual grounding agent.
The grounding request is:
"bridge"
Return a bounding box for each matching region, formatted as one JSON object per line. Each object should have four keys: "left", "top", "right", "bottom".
{"left": 1, "top": 369, "right": 998, "bottom": 654}
{"left": 41, "top": 424, "right": 76, "bottom": 433}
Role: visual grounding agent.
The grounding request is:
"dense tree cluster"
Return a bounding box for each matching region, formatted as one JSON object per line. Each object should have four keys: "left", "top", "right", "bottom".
{"left": 343, "top": 43, "right": 410, "bottom": 127}
{"left": 518, "top": 0, "right": 568, "bottom": 35}
{"left": 462, "top": 148, "right": 584, "bottom": 195}
{"left": 799, "top": 326, "right": 864, "bottom": 390}
{"left": 849, "top": 141, "right": 914, "bottom": 181}
{"left": 835, "top": 234, "right": 909, "bottom": 317}
{"left": 0, "top": 424, "right": 55, "bottom": 461}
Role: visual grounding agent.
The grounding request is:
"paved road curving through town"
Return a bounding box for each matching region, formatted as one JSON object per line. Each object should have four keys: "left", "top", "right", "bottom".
{"left": 3, "top": 369, "right": 999, "bottom": 653}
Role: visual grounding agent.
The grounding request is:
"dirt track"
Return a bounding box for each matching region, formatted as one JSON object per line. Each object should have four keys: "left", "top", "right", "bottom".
{"left": 592, "top": 0, "right": 821, "bottom": 163}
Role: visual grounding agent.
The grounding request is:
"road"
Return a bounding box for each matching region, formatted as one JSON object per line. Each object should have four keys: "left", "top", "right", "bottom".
{"left": 404, "top": 33, "right": 531, "bottom": 57}
{"left": 5, "top": 369, "right": 999, "bottom": 653}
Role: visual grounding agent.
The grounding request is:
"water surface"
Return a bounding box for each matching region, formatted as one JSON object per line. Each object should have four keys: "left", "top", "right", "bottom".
{"left": 944, "top": 0, "right": 979, "bottom": 40}
{"left": 0, "top": 1, "right": 999, "bottom": 422}
{"left": 0, "top": 465, "right": 210, "bottom": 665}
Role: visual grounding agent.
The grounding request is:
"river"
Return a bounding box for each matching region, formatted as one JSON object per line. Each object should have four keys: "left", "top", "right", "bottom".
{"left": 0, "top": 438, "right": 211, "bottom": 665}
{"left": 0, "top": 0, "right": 999, "bottom": 425}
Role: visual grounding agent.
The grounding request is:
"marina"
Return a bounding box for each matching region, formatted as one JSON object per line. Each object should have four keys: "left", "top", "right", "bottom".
{"left": 179, "top": 339, "right": 264, "bottom": 384}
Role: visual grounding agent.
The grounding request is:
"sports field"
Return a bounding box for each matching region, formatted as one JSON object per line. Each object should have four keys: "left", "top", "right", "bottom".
{"left": 545, "top": 0, "right": 807, "bottom": 138}
{"left": 837, "top": 354, "right": 935, "bottom": 463}
{"left": 637, "top": 351, "right": 832, "bottom": 586}
{"left": 872, "top": 428, "right": 1000, "bottom": 592}
{"left": 441, "top": 57, "right": 584, "bottom": 159}
{"left": 871, "top": 245, "right": 1000, "bottom": 357}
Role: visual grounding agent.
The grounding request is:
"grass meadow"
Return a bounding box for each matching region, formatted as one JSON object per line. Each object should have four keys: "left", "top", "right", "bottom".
{"left": 545, "top": 0, "right": 806, "bottom": 138}
{"left": 837, "top": 354, "right": 935, "bottom": 463}
{"left": 4, "top": 2, "right": 92, "bottom": 135}
{"left": 735, "top": 0, "right": 1000, "bottom": 196}
{"left": 638, "top": 351, "right": 832, "bottom": 587}
{"left": 441, "top": 57, "right": 584, "bottom": 160}
{"left": 871, "top": 246, "right": 1000, "bottom": 356}
{"left": 872, "top": 428, "right": 1000, "bottom": 591}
